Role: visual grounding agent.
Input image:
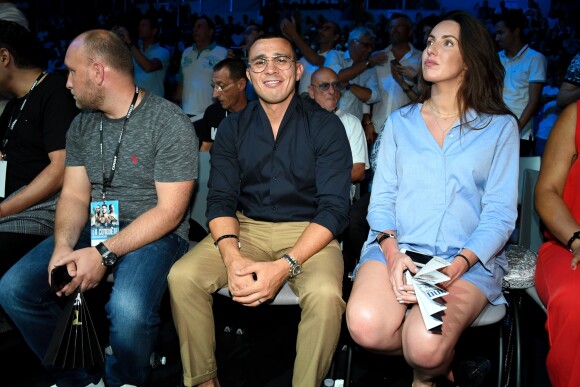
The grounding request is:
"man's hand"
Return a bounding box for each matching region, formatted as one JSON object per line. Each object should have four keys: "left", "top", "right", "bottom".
{"left": 396, "top": 64, "right": 417, "bottom": 80}
{"left": 369, "top": 51, "right": 388, "bottom": 67}
{"left": 50, "top": 247, "right": 107, "bottom": 297}
{"left": 112, "top": 26, "right": 131, "bottom": 46}
{"left": 280, "top": 17, "right": 299, "bottom": 41}
{"left": 364, "top": 123, "right": 377, "bottom": 143}
{"left": 229, "top": 258, "right": 288, "bottom": 306}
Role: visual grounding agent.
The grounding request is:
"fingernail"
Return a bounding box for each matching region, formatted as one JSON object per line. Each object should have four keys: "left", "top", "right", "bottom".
{"left": 398, "top": 300, "right": 405, "bottom": 304}
{"left": 396, "top": 297, "right": 402, "bottom": 301}
{"left": 399, "top": 286, "right": 404, "bottom": 290}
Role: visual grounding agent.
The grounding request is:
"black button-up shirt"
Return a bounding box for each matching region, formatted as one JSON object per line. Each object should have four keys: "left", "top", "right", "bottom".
{"left": 207, "top": 95, "right": 352, "bottom": 237}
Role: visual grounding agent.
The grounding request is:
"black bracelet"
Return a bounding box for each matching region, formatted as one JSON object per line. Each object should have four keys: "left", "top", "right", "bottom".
{"left": 456, "top": 253, "right": 471, "bottom": 271}
{"left": 214, "top": 234, "right": 240, "bottom": 249}
{"left": 377, "top": 232, "right": 396, "bottom": 245}
{"left": 566, "top": 231, "right": 580, "bottom": 252}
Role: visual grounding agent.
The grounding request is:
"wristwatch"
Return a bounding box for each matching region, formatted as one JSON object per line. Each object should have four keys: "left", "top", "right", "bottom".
{"left": 281, "top": 254, "right": 302, "bottom": 278}
{"left": 566, "top": 231, "right": 580, "bottom": 252}
{"left": 96, "top": 242, "right": 118, "bottom": 266}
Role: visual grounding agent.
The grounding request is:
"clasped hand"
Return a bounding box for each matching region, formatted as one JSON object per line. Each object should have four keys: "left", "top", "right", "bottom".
{"left": 387, "top": 250, "right": 420, "bottom": 304}
{"left": 49, "top": 247, "right": 107, "bottom": 297}
{"left": 227, "top": 256, "right": 287, "bottom": 307}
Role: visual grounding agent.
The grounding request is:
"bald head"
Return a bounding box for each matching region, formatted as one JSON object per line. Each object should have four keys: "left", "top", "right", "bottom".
{"left": 308, "top": 67, "right": 341, "bottom": 112}
{"left": 72, "top": 30, "right": 134, "bottom": 76}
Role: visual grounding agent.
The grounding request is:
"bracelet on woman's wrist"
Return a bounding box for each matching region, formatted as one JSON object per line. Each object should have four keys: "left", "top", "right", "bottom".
{"left": 455, "top": 253, "right": 471, "bottom": 271}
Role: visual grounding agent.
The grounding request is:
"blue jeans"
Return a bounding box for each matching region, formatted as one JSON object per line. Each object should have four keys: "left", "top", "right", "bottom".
{"left": 0, "top": 224, "right": 188, "bottom": 387}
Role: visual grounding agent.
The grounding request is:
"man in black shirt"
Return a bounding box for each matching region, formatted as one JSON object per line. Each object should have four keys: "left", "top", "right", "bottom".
{"left": 0, "top": 20, "right": 78, "bottom": 276}
{"left": 169, "top": 35, "right": 352, "bottom": 387}
{"left": 195, "top": 57, "right": 248, "bottom": 151}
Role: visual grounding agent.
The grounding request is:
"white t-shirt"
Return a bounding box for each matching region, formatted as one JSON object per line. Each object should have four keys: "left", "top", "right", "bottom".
{"left": 324, "top": 50, "right": 381, "bottom": 120}
{"left": 178, "top": 43, "right": 227, "bottom": 118}
{"left": 371, "top": 43, "right": 422, "bottom": 133}
{"left": 499, "top": 44, "right": 547, "bottom": 140}
{"left": 297, "top": 50, "right": 336, "bottom": 96}
{"left": 336, "top": 109, "right": 369, "bottom": 202}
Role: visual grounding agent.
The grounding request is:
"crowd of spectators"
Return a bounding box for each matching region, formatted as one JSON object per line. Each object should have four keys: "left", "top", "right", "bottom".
{"left": 7, "top": 0, "right": 580, "bottom": 144}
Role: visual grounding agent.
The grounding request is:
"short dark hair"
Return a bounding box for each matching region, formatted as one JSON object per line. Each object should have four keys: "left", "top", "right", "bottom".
{"left": 196, "top": 15, "right": 215, "bottom": 32}
{"left": 141, "top": 13, "right": 160, "bottom": 32}
{"left": 249, "top": 34, "right": 297, "bottom": 60}
{"left": 390, "top": 13, "right": 412, "bottom": 27}
{"left": 325, "top": 21, "right": 341, "bottom": 36}
{"left": 213, "top": 58, "right": 247, "bottom": 82}
{"left": 0, "top": 20, "right": 43, "bottom": 68}
{"left": 495, "top": 9, "right": 527, "bottom": 34}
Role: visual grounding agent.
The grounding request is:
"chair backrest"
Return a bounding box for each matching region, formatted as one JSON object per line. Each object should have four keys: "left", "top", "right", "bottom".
{"left": 519, "top": 169, "right": 542, "bottom": 252}
{"left": 190, "top": 151, "right": 211, "bottom": 232}
{"left": 518, "top": 156, "right": 541, "bottom": 205}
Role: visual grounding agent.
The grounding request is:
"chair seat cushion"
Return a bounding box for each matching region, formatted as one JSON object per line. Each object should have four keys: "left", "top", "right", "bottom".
{"left": 502, "top": 245, "right": 538, "bottom": 289}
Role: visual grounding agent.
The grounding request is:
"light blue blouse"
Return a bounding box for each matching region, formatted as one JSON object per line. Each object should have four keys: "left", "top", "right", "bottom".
{"left": 359, "top": 104, "right": 519, "bottom": 304}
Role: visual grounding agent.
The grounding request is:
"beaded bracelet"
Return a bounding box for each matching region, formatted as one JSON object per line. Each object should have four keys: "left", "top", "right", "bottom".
{"left": 214, "top": 234, "right": 240, "bottom": 249}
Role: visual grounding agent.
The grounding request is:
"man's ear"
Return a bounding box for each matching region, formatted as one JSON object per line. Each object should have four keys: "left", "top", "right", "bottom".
{"left": 237, "top": 78, "right": 247, "bottom": 91}
{"left": 246, "top": 69, "right": 252, "bottom": 85}
{"left": 295, "top": 61, "right": 304, "bottom": 82}
{"left": 0, "top": 48, "right": 11, "bottom": 67}
{"left": 92, "top": 61, "right": 106, "bottom": 86}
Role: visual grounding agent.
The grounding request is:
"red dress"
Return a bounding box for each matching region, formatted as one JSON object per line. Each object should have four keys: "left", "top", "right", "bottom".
{"left": 535, "top": 101, "right": 580, "bottom": 387}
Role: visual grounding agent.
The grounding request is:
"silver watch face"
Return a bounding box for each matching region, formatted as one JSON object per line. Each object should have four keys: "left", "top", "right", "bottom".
{"left": 291, "top": 264, "right": 302, "bottom": 277}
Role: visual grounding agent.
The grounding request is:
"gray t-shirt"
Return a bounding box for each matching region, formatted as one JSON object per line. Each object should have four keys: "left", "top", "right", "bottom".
{"left": 66, "top": 91, "right": 198, "bottom": 240}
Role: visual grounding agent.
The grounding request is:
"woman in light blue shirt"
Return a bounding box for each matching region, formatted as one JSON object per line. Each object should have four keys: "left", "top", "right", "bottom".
{"left": 346, "top": 11, "right": 519, "bottom": 387}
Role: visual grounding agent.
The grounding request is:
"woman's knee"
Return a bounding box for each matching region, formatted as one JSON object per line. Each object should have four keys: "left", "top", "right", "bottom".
{"left": 346, "top": 302, "right": 400, "bottom": 351}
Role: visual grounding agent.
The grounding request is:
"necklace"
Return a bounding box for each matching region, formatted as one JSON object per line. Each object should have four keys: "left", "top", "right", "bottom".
{"left": 427, "top": 101, "right": 457, "bottom": 135}
{"left": 428, "top": 101, "right": 458, "bottom": 120}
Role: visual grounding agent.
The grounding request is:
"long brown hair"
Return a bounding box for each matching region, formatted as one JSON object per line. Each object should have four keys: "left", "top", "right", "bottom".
{"left": 417, "top": 11, "right": 515, "bottom": 123}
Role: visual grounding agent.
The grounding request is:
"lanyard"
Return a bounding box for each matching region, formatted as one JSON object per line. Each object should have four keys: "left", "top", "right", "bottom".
{"left": 99, "top": 86, "right": 139, "bottom": 201}
{"left": 1, "top": 71, "right": 47, "bottom": 155}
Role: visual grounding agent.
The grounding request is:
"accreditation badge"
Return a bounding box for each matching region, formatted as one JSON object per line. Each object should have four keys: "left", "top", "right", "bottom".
{"left": 0, "top": 160, "right": 6, "bottom": 198}
{"left": 90, "top": 199, "right": 119, "bottom": 246}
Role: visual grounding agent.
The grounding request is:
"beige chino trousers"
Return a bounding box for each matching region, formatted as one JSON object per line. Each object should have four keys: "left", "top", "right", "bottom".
{"left": 168, "top": 213, "right": 346, "bottom": 387}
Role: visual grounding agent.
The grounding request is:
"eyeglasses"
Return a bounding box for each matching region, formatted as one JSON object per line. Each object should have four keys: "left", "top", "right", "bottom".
{"left": 311, "top": 82, "right": 342, "bottom": 92}
{"left": 248, "top": 55, "right": 296, "bottom": 73}
{"left": 210, "top": 82, "right": 234, "bottom": 92}
{"left": 352, "top": 38, "right": 373, "bottom": 49}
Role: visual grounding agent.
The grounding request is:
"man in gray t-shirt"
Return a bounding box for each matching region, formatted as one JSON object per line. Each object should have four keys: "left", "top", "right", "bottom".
{"left": 0, "top": 30, "right": 198, "bottom": 387}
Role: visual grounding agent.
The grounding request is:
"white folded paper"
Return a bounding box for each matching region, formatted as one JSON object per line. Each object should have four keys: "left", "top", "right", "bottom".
{"left": 403, "top": 251, "right": 450, "bottom": 333}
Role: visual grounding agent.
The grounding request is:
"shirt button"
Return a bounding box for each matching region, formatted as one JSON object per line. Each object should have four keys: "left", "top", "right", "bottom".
{"left": 272, "top": 206, "right": 277, "bottom": 211}
{"left": 272, "top": 177, "right": 277, "bottom": 181}
{"left": 450, "top": 134, "right": 454, "bottom": 138}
